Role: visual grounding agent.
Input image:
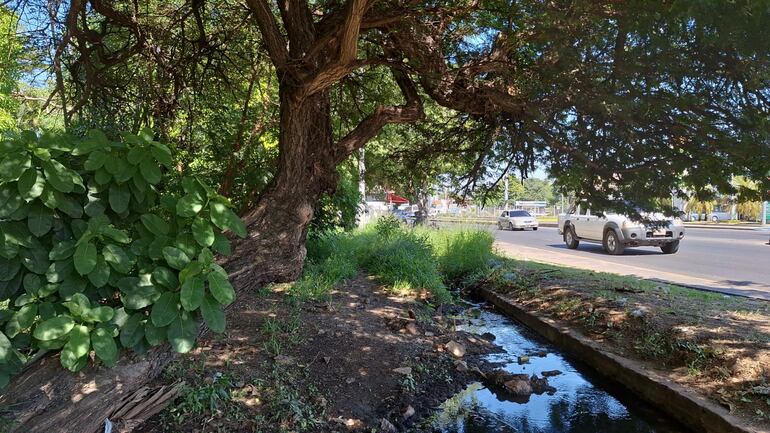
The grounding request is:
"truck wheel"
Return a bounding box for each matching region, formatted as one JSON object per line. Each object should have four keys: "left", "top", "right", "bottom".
{"left": 603, "top": 229, "right": 625, "bottom": 255}
{"left": 564, "top": 226, "right": 579, "bottom": 249}
{"left": 508, "top": 222, "right": 515, "bottom": 231}
{"left": 533, "top": 227, "right": 538, "bottom": 231}
{"left": 660, "top": 241, "right": 680, "bottom": 254}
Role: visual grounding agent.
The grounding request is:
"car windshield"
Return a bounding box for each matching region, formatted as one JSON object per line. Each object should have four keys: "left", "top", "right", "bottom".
{"left": 508, "top": 211, "right": 531, "bottom": 217}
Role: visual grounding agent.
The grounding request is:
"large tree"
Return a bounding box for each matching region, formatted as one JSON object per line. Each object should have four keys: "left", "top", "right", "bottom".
{"left": 3, "top": 1, "right": 770, "bottom": 431}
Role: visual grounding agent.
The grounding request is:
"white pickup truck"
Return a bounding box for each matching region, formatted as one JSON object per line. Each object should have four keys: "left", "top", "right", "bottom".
{"left": 557, "top": 206, "right": 685, "bottom": 255}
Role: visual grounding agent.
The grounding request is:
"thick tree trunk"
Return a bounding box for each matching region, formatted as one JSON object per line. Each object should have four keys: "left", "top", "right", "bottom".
{"left": 228, "top": 86, "right": 338, "bottom": 287}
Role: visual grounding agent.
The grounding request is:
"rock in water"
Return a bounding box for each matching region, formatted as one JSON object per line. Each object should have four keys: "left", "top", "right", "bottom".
{"left": 504, "top": 379, "right": 532, "bottom": 396}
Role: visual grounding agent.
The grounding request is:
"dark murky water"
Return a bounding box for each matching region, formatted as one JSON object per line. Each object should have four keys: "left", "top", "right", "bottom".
{"left": 431, "top": 305, "right": 690, "bottom": 433}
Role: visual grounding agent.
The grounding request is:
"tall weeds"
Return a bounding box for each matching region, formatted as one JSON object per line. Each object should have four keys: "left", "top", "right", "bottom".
{"left": 293, "top": 216, "right": 494, "bottom": 303}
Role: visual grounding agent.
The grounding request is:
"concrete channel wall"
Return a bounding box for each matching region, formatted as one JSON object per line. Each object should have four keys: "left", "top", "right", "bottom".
{"left": 479, "top": 288, "right": 761, "bottom": 433}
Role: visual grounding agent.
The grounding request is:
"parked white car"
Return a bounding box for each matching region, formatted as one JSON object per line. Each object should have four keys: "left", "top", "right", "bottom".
{"left": 498, "top": 210, "right": 539, "bottom": 231}
{"left": 557, "top": 206, "right": 685, "bottom": 255}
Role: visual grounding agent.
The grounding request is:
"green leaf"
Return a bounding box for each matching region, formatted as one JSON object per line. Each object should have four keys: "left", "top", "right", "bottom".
{"left": 88, "top": 255, "right": 110, "bottom": 287}
{"left": 198, "top": 248, "right": 214, "bottom": 266}
{"left": 140, "top": 214, "right": 169, "bottom": 236}
{"left": 41, "top": 159, "right": 74, "bottom": 193}
{"left": 91, "top": 327, "right": 118, "bottom": 365}
{"left": 162, "top": 246, "right": 190, "bottom": 270}
{"left": 103, "top": 227, "right": 130, "bottom": 244}
{"left": 18, "top": 168, "right": 45, "bottom": 199}
{"left": 53, "top": 191, "right": 83, "bottom": 218}
{"left": 151, "top": 292, "right": 179, "bottom": 327}
{"left": 58, "top": 275, "right": 86, "bottom": 299}
{"left": 103, "top": 244, "right": 132, "bottom": 273}
{"left": 20, "top": 247, "right": 49, "bottom": 274}
{"left": 0, "top": 257, "right": 21, "bottom": 281}
{"left": 176, "top": 194, "right": 204, "bottom": 217}
{"left": 200, "top": 295, "right": 226, "bottom": 334}
{"left": 144, "top": 321, "right": 166, "bottom": 346}
{"left": 22, "top": 273, "right": 41, "bottom": 293}
{"left": 0, "top": 331, "right": 12, "bottom": 363}
{"left": 33, "top": 316, "right": 75, "bottom": 341}
{"left": 151, "top": 266, "right": 178, "bottom": 289}
{"left": 46, "top": 260, "right": 75, "bottom": 283}
{"left": 209, "top": 201, "right": 247, "bottom": 238}
{"left": 118, "top": 277, "right": 160, "bottom": 310}
{"left": 0, "top": 152, "right": 32, "bottom": 182}
{"left": 0, "top": 185, "right": 23, "bottom": 218}
{"left": 119, "top": 313, "right": 145, "bottom": 348}
{"left": 49, "top": 240, "right": 76, "bottom": 260}
{"left": 109, "top": 183, "right": 130, "bottom": 214}
{"left": 178, "top": 260, "right": 202, "bottom": 284}
{"left": 27, "top": 202, "right": 53, "bottom": 237}
{"left": 12, "top": 304, "right": 38, "bottom": 330}
{"left": 74, "top": 241, "right": 98, "bottom": 275}
{"left": 151, "top": 145, "right": 173, "bottom": 168}
{"left": 84, "top": 150, "right": 107, "bottom": 170}
{"left": 192, "top": 217, "right": 215, "bottom": 247}
{"left": 208, "top": 272, "right": 235, "bottom": 306}
{"left": 139, "top": 158, "right": 161, "bottom": 184}
{"left": 211, "top": 233, "right": 233, "bottom": 256}
{"left": 61, "top": 325, "right": 90, "bottom": 371}
{"left": 167, "top": 315, "right": 198, "bottom": 353}
{"left": 82, "top": 306, "right": 114, "bottom": 323}
{"left": 180, "top": 276, "right": 204, "bottom": 311}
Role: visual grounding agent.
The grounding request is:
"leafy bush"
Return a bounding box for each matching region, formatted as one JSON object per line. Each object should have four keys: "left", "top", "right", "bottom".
{"left": 0, "top": 128, "right": 245, "bottom": 387}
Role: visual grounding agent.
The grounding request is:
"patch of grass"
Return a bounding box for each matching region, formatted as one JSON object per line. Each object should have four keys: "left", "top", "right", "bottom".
{"left": 161, "top": 372, "right": 248, "bottom": 432}
{"left": 254, "top": 364, "right": 327, "bottom": 432}
{"left": 300, "top": 218, "right": 494, "bottom": 304}
{"left": 433, "top": 229, "right": 494, "bottom": 284}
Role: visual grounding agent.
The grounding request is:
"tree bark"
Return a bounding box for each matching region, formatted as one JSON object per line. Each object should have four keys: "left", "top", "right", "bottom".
{"left": 1, "top": 347, "right": 176, "bottom": 433}
{"left": 228, "top": 85, "right": 338, "bottom": 287}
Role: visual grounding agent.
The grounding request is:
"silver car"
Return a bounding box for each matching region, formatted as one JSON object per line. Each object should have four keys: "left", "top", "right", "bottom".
{"left": 498, "top": 210, "right": 539, "bottom": 231}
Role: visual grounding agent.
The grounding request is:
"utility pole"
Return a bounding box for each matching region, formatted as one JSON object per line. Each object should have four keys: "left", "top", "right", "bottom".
{"left": 762, "top": 200, "right": 768, "bottom": 226}
{"left": 357, "top": 147, "right": 366, "bottom": 227}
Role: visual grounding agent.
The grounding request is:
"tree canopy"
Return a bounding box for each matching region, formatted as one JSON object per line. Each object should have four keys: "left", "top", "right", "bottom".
{"left": 2, "top": 0, "right": 769, "bottom": 267}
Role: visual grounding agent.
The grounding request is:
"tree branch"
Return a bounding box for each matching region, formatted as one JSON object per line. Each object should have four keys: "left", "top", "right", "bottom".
{"left": 245, "top": 0, "right": 289, "bottom": 70}
{"left": 302, "top": 0, "right": 369, "bottom": 97}
{"left": 334, "top": 68, "right": 423, "bottom": 162}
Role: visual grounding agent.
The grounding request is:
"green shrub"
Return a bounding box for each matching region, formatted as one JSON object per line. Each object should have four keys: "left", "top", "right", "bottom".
{"left": 0, "top": 128, "right": 245, "bottom": 386}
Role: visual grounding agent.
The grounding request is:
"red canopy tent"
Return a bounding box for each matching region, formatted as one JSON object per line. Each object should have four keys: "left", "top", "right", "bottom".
{"left": 386, "top": 192, "right": 409, "bottom": 204}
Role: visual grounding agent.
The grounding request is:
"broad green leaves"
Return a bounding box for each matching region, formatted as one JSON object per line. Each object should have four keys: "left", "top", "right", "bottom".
{"left": 0, "top": 130, "right": 242, "bottom": 385}
{"left": 209, "top": 201, "right": 246, "bottom": 238}
{"left": 208, "top": 272, "right": 235, "bottom": 306}
{"left": 74, "top": 241, "right": 97, "bottom": 275}
{"left": 33, "top": 316, "right": 75, "bottom": 341}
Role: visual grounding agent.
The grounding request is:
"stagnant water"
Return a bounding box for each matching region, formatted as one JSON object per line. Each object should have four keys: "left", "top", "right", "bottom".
{"left": 431, "top": 304, "right": 690, "bottom": 433}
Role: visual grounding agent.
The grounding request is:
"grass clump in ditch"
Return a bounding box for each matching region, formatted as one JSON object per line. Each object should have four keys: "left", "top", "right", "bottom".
{"left": 292, "top": 216, "right": 494, "bottom": 304}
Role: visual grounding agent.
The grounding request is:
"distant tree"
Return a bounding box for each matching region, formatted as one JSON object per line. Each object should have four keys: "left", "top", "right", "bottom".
{"left": 0, "top": 7, "right": 21, "bottom": 129}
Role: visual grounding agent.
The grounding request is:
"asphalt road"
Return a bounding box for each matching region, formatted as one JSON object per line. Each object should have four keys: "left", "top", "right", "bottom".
{"left": 493, "top": 226, "right": 770, "bottom": 300}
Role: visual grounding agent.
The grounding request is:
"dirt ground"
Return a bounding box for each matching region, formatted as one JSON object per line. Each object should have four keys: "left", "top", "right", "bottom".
{"left": 482, "top": 259, "right": 770, "bottom": 431}
{"left": 136, "top": 273, "right": 499, "bottom": 433}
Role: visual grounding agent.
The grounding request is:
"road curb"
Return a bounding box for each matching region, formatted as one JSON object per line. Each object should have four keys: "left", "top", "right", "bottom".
{"left": 478, "top": 288, "right": 762, "bottom": 433}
